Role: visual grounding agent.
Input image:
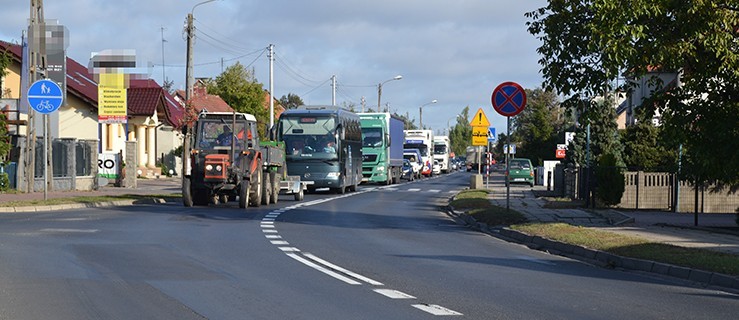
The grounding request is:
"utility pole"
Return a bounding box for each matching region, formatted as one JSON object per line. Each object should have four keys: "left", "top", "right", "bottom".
{"left": 26, "top": 0, "right": 47, "bottom": 193}
{"left": 182, "top": 9, "right": 194, "bottom": 194}
{"left": 331, "top": 75, "right": 336, "bottom": 106}
{"left": 268, "top": 44, "right": 274, "bottom": 128}
{"left": 360, "top": 96, "right": 366, "bottom": 112}
{"left": 160, "top": 26, "right": 166, "bottom": 85}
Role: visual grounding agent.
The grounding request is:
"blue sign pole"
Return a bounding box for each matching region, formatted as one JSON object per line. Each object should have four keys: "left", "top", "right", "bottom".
{"left": 27, "top": 79, "right": 64, "bottom": 199}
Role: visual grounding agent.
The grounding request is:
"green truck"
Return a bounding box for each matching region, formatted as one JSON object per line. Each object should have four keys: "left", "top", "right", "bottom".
{"left": 359, "top": 112, "right": 405, "bottom": 185}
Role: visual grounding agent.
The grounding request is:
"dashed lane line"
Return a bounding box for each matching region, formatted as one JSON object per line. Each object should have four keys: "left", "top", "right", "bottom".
{"left": 260, "top": 188, "right": 464, "bottom": 317}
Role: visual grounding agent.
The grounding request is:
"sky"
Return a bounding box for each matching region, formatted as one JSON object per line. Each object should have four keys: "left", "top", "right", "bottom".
{"left": 1, "top": 0, "right": 548, "bottom": 135}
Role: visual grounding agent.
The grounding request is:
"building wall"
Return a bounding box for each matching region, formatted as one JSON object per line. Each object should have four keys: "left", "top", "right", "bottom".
{"left": 2, "top": 62, "right": 22, "bottom": 98}
{"left": 58, "top": 94, "right": 98, "bottom": 140}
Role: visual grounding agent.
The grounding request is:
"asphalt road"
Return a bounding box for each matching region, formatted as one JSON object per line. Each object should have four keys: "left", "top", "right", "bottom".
{"left": 0, "top": 171, "right": 737, "bottom": 319}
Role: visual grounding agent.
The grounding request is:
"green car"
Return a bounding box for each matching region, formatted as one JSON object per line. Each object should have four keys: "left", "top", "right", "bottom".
{"left": 507, "top": 158, "right": 534, "bottom": 187}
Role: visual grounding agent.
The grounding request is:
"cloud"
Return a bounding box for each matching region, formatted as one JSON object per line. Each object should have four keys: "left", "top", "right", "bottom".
{"left": 1, "top": 0, "right": 548, "bottom": 132}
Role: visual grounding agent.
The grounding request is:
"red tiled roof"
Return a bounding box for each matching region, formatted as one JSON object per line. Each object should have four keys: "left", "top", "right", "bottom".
{"left": 1, "top": 40, "right": 98, "bottom": 105}
{"left": 1, "top": 41, "right": 183, "bottom": 127}
{"left": 174, "top": 89, "right": 234, "bottom": 113}
{"left": 128, "top": 79, "right": 184, "bottom": 127}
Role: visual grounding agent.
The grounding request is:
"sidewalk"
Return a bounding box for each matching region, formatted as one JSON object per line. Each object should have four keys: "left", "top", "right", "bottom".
{"left": 0, "top": 177, "right": 182, "bottom": 211}
{"left": 457, "top": 183, "right": 739, "bottom": 291}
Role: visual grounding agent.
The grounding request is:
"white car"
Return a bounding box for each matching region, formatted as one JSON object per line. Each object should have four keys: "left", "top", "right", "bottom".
{"left": 432, "top": 160, "right": 441, "bottom": 175}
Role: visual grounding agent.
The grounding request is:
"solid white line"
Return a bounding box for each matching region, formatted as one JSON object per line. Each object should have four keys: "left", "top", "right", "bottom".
{"left": 412, "top": 304, "right": 463, "bottom": 316}
{"left": 270, "top": 240, "right": 290, "bottom": 245}
{"left": 285, "top": 253, "right": 361, "bottom": 285}
{"left": 303, "top": 253, "right": 384, "bottom": 286}
{"left": 373, "top": 289, "right": 416, "bottom": 299}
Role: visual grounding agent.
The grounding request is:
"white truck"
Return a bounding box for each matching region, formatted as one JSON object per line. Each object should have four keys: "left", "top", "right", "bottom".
{"left": 433, "top": 136, "right": 451, "bottom": 174}
{"left": 403, "top": 129, "right": 434, "bottom": 177}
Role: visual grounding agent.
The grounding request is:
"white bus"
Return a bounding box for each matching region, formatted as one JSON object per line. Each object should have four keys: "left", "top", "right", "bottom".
{"left": 433, "top": 136, "right": 451, "bottom": 173}
{"left": 403, "top": 130, "right": 434, "bottom": 177}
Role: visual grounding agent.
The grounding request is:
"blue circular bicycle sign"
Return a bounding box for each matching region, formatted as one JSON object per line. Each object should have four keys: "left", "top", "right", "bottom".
{"left": 27, "top": 79, "right": 63, "bottom": 114}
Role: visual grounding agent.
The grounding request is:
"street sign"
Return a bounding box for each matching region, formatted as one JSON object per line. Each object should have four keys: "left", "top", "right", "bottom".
{"left": 470, "top": 108, "right": 491, "bottom": 127}
{"left": 27, "top": 79, "right": 63, "bottom": 114}
{"left": 471, "top": 126, "right": 488, "bottom": 146}
{"left": 504, "top": 144, "right": 516, "bottom": 155}
{"left": 487, "top": 127, "right": 496, "bottom": 142}
{"left": 556, "top": 144, "right": 567, "bottom": 159}
{"left": 491, "top": 81, "right": 526, "bottom": 117}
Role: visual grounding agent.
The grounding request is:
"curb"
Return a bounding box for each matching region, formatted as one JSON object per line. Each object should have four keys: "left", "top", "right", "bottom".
{"left": 0, "top": 197, "right": 173, "bottom": 213}
{"left": 447, "top": 206, "right": 739, "bottom": 292}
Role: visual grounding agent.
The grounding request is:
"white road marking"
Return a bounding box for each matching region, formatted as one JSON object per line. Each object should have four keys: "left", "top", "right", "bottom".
{"left": 303, "top": 253, "right": 384, "bottom": 286}
{"left": 261, "top": 221, "right": 274, "bottom": 225}
{"left": 408, "top": 188, "right": 421, "bottom": 192}
{"left": 279, "top": 247, "right": 301, "bottom": 252}
{"left": 373, "top": 289, "right": 416, "bottom": 299}
{"left": 285, "top": 253, "right": 361, "bottom": 285}
{"left": 412, "top": 304, "right": 463, "bottom": 316}
{"left": 261, "top": 225, "right": 275, "bottom": 229}
{"left": 428, "top": 189, "right": 441, "bottom": 193}
{"left": 262, "top": 229, "right": 278, "bottom": 233}
{"left": 262, "top": 218, "right": 276, "bottom": 221}
{"left": 40, "top": 228, "right": 99, "bottom": 233}
{"left": 265, "top": 235, "right": 282, "bottom": 239}
{"left": 270, "top": 240, "right": 290, "bottom": 245}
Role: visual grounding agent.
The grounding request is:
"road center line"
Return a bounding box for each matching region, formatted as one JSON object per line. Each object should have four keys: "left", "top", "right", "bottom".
{"left": 303, "top": 253, "right": 384, "bottom": 286}
{"left": 285, "top": 253, "right": 361, "bottom": 285}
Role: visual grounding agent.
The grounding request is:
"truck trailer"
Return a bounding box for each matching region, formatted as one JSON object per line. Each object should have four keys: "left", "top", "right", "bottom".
{"left": 359, "top": 112, "right": 405, "bottom": 184}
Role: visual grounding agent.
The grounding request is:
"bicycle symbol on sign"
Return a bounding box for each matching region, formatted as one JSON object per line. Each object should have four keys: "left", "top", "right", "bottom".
{"left": 37, "top": 100, "right": 54, "bottom": 111}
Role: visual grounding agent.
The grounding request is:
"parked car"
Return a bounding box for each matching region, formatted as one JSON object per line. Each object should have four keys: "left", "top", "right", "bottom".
{"left": 506, "top": 158, "right": 534, "bottom": 187}
{"left": 401, "top": 159, "right": 415, "bottom": 181}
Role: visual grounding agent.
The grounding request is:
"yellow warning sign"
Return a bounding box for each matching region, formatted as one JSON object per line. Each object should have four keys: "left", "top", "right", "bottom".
{"left": 471, "top": 126, "right": 488, "bottom": 146}
{"left": 470, "top": 108, "right": 491, "bottom": 127}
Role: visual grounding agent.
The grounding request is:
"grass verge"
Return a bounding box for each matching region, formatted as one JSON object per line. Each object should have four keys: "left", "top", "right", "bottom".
{"left": 451, "top": 189, "right": 739, "bottom": 276}
{"left": 0, "top": 194, "right": 181, "bottom": 208}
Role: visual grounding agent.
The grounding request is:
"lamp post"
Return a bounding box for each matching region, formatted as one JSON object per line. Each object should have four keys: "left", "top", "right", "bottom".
{"left": 418, "top": 99, "right": 437, "bottom": 129}
{"left": 183, "top": 0, "right": 217, "bottom": 195}
{"left": 446, "top": 114, "right": 463, "bottom": 134}
{"left": 377, "top": 75, "right": 402, "bottom": 111}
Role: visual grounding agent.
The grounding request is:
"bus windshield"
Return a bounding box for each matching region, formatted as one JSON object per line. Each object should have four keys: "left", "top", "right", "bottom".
{"left": 281, "top": 116, "right": 338, "bottom": 160}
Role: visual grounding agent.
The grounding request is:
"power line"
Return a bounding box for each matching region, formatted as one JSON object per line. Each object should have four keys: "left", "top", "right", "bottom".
{"left": 273, "top": 52, "right": 324, "bottom": 84}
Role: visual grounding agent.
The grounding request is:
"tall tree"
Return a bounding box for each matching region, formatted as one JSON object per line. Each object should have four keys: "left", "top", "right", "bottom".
{"left": 527, "top": 0, "right": 739, "bottom": 188}
{"left": 206, "top": 62, "right": 269, "bottom": 137}
{"left": 0, "top": 50, "right": 11, "bottom": 164}
{"left": 566, "top": 97, "right": 624, "bottom": 168}
{"left": 512, "top": 88, "right": 564, "bottom": 166}
{"left": 279, "top": 93, "right": 304, "bottom": 109}
{"left": 449, "top": 106, "right": 472, "bottom": 157}
{"left": 620, "top": 109, "right": 675, "bottom": 170}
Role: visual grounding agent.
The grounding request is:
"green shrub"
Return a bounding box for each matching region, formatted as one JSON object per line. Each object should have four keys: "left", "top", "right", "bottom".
{"left": 0, "top": 172, "right": 9, "bottom": 192}
{"left": 594, "top": 152, "right": 625, "bottom": 207}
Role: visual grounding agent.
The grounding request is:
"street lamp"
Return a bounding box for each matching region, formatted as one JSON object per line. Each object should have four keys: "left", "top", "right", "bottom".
{"left": 377, "top": 75, "right": 402, "bottom": 111}
{"left": 446, "top": 114, "right": 463, "bottom": 134}
{"left": 418, "top": 99, "right": 437, "bottom": 128}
